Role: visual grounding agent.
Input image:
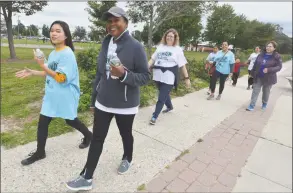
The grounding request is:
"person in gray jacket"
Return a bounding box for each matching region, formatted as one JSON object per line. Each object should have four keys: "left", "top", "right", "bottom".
{"left": 66, "top": 6, "right": 150, "bottom": 191}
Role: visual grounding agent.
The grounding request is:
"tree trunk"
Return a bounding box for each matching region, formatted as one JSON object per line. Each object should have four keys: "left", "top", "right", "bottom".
{"left": 147, "top": 8, "right": 154, "bottom": 59}
{"left": 2, "top": 5, "right": 17, "bottom": 59}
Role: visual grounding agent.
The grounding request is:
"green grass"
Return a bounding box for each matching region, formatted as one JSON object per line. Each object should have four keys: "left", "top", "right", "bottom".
{"left": 1, "top": 38, "right": 100, "bottom": 48}
{"left": 137, "top": 184, "right": 146, "bottom": 191}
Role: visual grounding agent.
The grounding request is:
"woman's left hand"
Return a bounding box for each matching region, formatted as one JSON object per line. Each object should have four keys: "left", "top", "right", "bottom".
{"left": 185, "top": 78, "right": 191, "bottom": 88}
{"left": 110, "top": 64, "right": 125, "bottom": 77}
{"left": 263, "top": 68, "right": 268, "bottom": 73}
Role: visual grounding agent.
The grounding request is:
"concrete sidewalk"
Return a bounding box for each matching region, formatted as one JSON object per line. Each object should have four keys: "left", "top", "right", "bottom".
{"left": 1, "top": 61, "right": 292, "bottom": 192}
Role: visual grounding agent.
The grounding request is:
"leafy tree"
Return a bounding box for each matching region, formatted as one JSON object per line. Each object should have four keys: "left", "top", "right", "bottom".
{"left": 127, "top": 1, "right": 214, "bottom": 58}
{"left": 42, "top": 24, "right": 50, "bottom": 38}
{"left": 26, "top": 24, "right": 39, "bottom": 36}
{"left": 85, "top": 1, "right": 116, "bottom": 41}
{"left": 204, "top": 4, "right": 238, "bottom": 46}
{"left": 131, "top": 30, "right": 142, "bottom": 42}
{"left": 0, "top": 1, "right": 48, "bottom": 59}
{"left": 73, "top": 26, "right": 87, "bottom": 40}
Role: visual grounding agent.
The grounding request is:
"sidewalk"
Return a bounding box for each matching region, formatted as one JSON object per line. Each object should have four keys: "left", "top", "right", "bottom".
{"left": 1, "top": 61, "right": 292, "bottom": 192}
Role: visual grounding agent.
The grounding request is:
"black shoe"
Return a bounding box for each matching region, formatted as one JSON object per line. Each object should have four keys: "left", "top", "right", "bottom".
{"left": 162, "top": 107, "right": 173, "bottom": 113}
{"left": 21, "top": 150, "right": 46, "bottom": 166}
{"left": 79, "top": 133, "right": 92, "bottom": 149}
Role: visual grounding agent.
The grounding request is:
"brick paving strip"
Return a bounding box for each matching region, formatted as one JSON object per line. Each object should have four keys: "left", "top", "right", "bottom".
{"left": 140, "top": 89, "right": 282, "bottom": 193}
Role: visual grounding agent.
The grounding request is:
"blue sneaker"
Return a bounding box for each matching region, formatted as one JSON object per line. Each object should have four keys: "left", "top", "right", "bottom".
{"left": 246, "top": 105, "right": 254, "bottom": 111}
{"left": 149, "top": 117, "right": 156, "bottom": 125}
{"left": 262, "top": 103, "right": 267, "bottom": 110}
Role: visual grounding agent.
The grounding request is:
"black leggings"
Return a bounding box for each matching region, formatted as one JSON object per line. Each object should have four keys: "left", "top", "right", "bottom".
{"left": 248, "top": 70, "right": 254, "bottom": 86}
{"left": 210, "top": 70, "right": 229, "bottom": 94}
{"left": 82, "top": 108, "right": 136, "bottom": 179}
{"left": 37, "top": 114, "right": 92, "bottom": 153}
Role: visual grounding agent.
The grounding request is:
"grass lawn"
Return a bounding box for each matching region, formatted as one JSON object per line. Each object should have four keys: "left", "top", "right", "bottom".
{"left": 1, "top": 38, "right": 100, "bottom": 49}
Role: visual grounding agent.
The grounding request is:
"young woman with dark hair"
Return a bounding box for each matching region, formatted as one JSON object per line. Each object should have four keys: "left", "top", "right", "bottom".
{"left": 15, "top": 20, "right": 93, "bottom": 166}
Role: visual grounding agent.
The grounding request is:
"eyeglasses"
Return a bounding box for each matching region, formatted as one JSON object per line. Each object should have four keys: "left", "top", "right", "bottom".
{"left": 166, "top": 35, "right": 175, "bottom": 38}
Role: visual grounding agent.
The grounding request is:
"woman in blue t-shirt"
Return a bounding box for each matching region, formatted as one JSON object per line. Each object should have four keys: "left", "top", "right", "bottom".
{"left": 246, "top": 41, "right": 282, "bottom": 111}
{"left": 207, "top": 41, "right": 235, "bottom": 100}
{"left": 15, "top": 21, "right": 93, "bottom": 166}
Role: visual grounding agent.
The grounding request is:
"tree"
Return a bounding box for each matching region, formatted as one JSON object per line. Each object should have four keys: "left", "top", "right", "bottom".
{"left": 204, "top": 4, "right": 238, "bottom": 46}
{"left": 27, "top": 24, "right": 39, "bottom": 36}
{"left": 0, "top": 18, "right": 7, "bottom": 34}
{"left": 88, "top": 27, "right": 100, "bottom": 42}
{"left": 73, "top": 26, "right": 87, "bottom": 40}
{"left": 127, "top": 1, "right": 214, "bottom": 57}
{"left": 131, "top": 30, "right": 142, "bottom": 42}
{"left": 0, "top": 1, "right": 48, "bottom": 59}
{"left": 85, "top": 1, "right": 116, "bottom": 41}
{"left": 13, "top": 22, "right": 26, "bottom": 36}
{"left": 42, "top": 24, "right": 49, "bottom": 38}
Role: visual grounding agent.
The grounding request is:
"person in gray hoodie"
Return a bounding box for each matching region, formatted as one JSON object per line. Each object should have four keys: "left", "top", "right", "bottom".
{"left": 66, "top": 6, "right": 150, "bottom": 191}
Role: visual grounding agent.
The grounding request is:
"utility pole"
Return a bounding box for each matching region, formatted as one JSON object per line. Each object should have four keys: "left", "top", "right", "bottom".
{"left": 17, "top": 15, "right": 20, "bottom": 39}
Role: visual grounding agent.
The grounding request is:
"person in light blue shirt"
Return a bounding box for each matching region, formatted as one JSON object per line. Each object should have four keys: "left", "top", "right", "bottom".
{"left": 207, "top": 41, "right": 235, "bottom": 100}
{"left": 205, "top": 46, "right": 219, "bottom": 94}
{"left": 15, "top": 20, "right": 93, "bottom": 166}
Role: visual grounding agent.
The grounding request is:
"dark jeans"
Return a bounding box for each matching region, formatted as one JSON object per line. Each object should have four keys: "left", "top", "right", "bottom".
{"left": 209, "top": 75, "right": 212, "bottom": 90}
{"left": 232, "top": 72, "right": 240, "bottom": 85}
{"left": 82, "top": 108, "right": 135, "bottom": 179}
{"left": 153, "top": 82, "right": 173, "bottom": 119}
{"left": 210, "top": 70, "right": 229, "bottom": 95}
{"left": 37, "top": 114, "right": 92, "bottom": 153}
{"left": 248, "top": 70, "right": 254, "bottom": 86}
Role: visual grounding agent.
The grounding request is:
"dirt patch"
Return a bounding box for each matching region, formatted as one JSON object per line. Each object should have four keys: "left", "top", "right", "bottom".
{"left": 1, "top": 100, "right": 42, "bottom": 133}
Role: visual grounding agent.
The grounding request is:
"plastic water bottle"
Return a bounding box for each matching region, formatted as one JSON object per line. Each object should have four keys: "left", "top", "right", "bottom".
{"left": 35, "top": 48, "right": 47, "bottom": 63}
{"left": 109, "top": 53, "right": 121, "bottom": 79}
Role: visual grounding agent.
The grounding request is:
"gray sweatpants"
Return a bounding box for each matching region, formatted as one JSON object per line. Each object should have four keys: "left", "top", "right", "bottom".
{"left": 250, "top": 78, "right": 272, "bottom": 107}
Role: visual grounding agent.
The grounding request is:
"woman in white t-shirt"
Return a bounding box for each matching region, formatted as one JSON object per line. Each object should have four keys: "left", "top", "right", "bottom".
{"left": 148, "top": 28, "right": 191, "bottom": 125}
{"left": 246, "top": 46, "right": 261, "bottom": 90}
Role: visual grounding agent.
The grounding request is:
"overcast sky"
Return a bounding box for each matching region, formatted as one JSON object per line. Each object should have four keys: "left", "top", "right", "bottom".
{"left": 11, "top": 1, "right": 292, "bottom": 37}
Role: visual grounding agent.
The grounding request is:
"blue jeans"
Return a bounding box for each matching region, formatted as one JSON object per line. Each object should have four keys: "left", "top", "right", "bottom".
{"left": 152, "top": 82, "right": 173, "bottom": 119}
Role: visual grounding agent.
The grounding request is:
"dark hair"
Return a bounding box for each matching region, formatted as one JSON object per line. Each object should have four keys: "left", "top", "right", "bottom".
{"left": 49, "top": 20, "right": 75, "bottom": 52}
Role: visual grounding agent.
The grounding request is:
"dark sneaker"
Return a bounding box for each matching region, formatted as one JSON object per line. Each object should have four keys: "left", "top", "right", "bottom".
{"left": 162, "top": 107, "right": 173, "bottom": 113}
{"left": 79, "top": 133, "right": 93, "bottom": 149}
{"left": 117, "top": 159, "right": 132, "bottom": 175}
{"left": 262, "top": 103, "right": 267, "bottom": 110}
{"left": 207, "top": 95, "right": 214, "bottom": 100}
{"left": 216, "top": 94, "right": 222, "bottom": 100}
{"left": 66, "top": 175, "right": 93, "bottom": 191}
{"left": 149, "top": 117, "right": 156, "bottom": 125}
{"left": 21, "top": 150, "right": 46, "bottom": 166}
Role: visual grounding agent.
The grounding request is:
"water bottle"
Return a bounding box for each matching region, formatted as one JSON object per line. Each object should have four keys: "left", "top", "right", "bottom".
{"left": 109, "top": 53, "right": 121, "bottom": 79}
{"left": 35, "top": 48, "right": 47, "bottom": 63}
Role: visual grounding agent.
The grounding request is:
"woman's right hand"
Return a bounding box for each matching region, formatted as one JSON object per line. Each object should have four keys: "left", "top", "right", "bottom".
{"left": 15, "top": 68, "right": 33, "bottom": 79}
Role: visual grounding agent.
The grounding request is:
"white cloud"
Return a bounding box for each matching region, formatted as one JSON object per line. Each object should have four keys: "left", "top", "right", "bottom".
{"left": 11, "top": 2, "right": 292, "bottom": 37}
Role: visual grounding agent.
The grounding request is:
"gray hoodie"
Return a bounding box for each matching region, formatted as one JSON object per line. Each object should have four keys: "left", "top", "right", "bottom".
{"left": 90, "top": 31, "right": 151, "bottom": 109}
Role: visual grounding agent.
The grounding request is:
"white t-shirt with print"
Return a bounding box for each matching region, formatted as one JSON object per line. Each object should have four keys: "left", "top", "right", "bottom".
{"left": 151, "top": 44, "right": 187, "bottom": 85}
{"left": 248, "top": 53, "right": 259, "bottom": 70}
{"left": 95, "top": 37, "right": 139, "bottom": 115}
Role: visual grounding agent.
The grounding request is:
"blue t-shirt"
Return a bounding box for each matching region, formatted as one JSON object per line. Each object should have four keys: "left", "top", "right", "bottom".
{"left": 40, "top": 47, "right": 80, "bottom": 120}
{"left": 258, "top": 54, "right": 272, "bottom": 78}
{"left": 214, "top": 50, "right": 235, "bottom": 74}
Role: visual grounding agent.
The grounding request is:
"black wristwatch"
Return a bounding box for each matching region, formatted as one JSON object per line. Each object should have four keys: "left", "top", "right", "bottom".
{"left": 184, "top": 77, "right": 189, "bottom": 80}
